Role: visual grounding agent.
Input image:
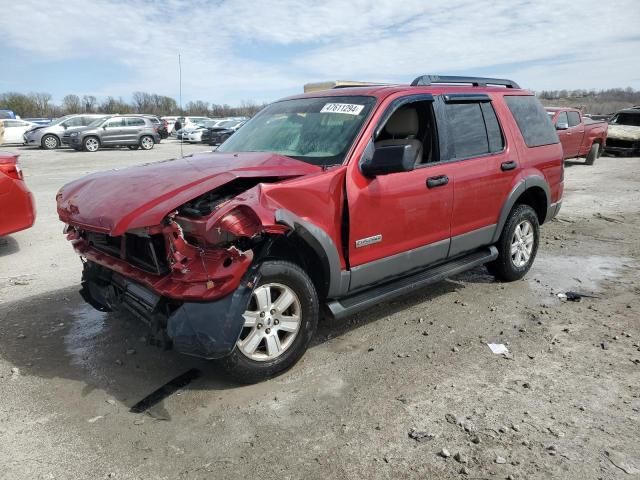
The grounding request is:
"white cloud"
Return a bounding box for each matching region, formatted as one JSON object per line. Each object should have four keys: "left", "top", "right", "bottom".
{"left": 1, "top": 0, "right": 639, "bottom": 103}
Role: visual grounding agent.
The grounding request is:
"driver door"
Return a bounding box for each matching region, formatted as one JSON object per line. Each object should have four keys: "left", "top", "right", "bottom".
{"left": 346, "top": 96, "right": 453, "bottom": 291}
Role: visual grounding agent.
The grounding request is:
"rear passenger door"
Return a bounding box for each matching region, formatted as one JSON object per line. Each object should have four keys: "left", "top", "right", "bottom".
{"left": 123, "top": 117, "right": 146, "bottom": 144}
{"left": 437, "top": 94, "right": 517, "bottom": 257}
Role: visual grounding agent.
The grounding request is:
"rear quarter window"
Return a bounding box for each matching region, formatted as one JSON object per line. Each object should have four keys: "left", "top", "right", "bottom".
{"left": 504, "top": 96, "right": 559, "bottom": 147}
{"left": 126, "top": 117, "right": 146, "bottom": 126}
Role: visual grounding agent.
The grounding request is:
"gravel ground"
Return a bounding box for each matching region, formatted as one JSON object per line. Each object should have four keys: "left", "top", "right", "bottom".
{"left": 1, "top": 143, "right": 639, "bottom": 480}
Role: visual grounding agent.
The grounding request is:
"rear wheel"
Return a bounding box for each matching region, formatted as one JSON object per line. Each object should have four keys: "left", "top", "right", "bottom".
{"left": 83, "top": 136, "right": 100, "bottom": 152}
{"left": 221, "top": 261, "right": 318, "bottom": 384}
{"left": 41, "top": 134, "right": 60, "bottom": 150}
{"left": 585, "top": 142, "right": 600, "bottom": 165}
{"left": 140, "top": 135, "right": 154, "bottom": 150}
{"left": 487, "top": 204, "right": 539, "bottom": 281}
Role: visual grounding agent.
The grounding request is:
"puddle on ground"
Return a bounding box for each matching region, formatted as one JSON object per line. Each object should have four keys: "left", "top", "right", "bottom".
{"left": 63, "top": 304, "right": 107, "bottom": 368}
{"left": 529, "top": 255, "right": 632, "bottom": 294}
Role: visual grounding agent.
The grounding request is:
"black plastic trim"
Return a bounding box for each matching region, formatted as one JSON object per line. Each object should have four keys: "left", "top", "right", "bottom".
{"left": 275, "top": 209, "right": 347, "bottom": 298}
{"left": 443, "top": 93, "right": 491, "bottom": 103}
{"left": 411, "top": 75, "right": 520, "bottom": 89}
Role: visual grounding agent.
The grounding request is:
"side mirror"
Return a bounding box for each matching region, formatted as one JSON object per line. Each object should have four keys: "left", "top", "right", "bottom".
{"left": 556, "top": 122, "right": 569, "bottom": 130}
{"left": 103, "top": 125, "right": 107, "bottom": 130}
{"left": 360, "top": 142, "right": 417, "bottom": 177}
{"left": 62, "top": 124, "right": 68, "bottom": 130}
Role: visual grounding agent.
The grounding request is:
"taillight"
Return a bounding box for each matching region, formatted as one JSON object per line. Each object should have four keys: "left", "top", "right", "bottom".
{"left": 0, "top": 155, "right": 23, "bottom": 180}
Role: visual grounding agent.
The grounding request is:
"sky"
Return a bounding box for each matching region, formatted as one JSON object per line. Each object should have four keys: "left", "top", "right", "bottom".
{"left": 2, "top": 0, "right": 640, "bottom": 106}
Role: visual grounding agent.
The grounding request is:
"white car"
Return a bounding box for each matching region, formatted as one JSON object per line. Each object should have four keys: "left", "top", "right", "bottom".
{"left": 2, "top": 119, "right": 36, "bottom": 144}
{"left": 161, "top": 116, "right": 179, "bottom": 135}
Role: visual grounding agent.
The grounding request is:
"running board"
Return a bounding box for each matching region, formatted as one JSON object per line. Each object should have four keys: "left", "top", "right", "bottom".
{"left": 326, "top": 246, "right": 498, "bottom": 320}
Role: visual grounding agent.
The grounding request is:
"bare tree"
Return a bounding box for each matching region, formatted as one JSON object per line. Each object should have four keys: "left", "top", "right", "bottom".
{"left": 62, "top": 94, "right": 82, "bottom": 114}
{"left": 82, "top": 95, "right": 97, "bottom": 113}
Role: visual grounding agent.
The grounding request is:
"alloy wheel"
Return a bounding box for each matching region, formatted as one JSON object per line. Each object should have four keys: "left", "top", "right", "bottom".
{"left": 510, "top": 220, "right": 534, "bottom": 267}
{"left": 237, "top": 283, "right": 302, "bottom": 362}
{"left": 85, "top": 138, "right": 99, "bottom": 152}
{"left": 141, "top": 136, "right": 154, "bottom": 150}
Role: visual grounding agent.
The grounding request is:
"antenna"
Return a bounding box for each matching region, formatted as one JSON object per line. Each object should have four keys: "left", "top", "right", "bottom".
{"left": 178, "top": 53, "right": 183, "bottom": 158}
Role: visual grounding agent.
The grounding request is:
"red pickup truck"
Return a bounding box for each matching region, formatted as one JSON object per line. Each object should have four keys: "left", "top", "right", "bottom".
{"left": 57, "top": 75, "right": 563, "bottom": 382}
{"left": 545, "top": 107, "right": 607, "bottom": 165}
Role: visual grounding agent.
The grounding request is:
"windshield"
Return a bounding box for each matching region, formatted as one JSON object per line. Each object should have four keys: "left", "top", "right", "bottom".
{"left": 610, "top": 112, "right": 640, "bottom": 127}
{"left": 218, "top": 96, "right": 376, "bottom": 165}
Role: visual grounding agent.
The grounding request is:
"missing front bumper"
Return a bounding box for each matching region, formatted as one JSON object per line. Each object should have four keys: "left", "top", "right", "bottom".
{"left": 80, "top": 262, "right": 261, "bottom": 359}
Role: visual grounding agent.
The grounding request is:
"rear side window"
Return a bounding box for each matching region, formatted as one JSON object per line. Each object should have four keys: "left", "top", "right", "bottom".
{"left": 567, "top": 111, "right": 581, "bottom": 127}
{"left": 126, "top": 117, "right": 145, "bottom": 126}
{"left": 504, "top": 96, "right": 558, "bottom": 147}
{"left": 444, "top": 101, "right": 504, "bottom": 159}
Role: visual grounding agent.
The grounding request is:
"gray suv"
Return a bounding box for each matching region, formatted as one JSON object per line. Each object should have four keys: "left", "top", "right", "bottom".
{"left": 23, "top": 114, "right": 106, "bottom": 150}
{"left": 62, "top": 115, "right": 161, "bottom": 152}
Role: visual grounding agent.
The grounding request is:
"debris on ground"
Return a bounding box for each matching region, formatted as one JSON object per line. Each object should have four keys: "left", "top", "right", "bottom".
{"left": 487, "top": 343, "right": 509, "bottom": 355}
{"left": 408, "top": 428, "right": 435, "bottom": 442}
{"left": 557, "top": 291, "right": 599, "bottom": 302}
{"left": 439, "top": 448, "right": 451, "bottom": 458}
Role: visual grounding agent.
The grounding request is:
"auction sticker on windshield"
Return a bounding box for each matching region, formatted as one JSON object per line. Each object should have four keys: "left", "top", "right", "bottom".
{"left": 320, "top": 103, "right": 365, "bottom": 115}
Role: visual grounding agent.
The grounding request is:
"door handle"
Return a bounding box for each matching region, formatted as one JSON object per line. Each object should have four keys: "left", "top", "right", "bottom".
{"left": 426, "top": 175, "right": 449, "bottom": 188}
{"left": 501, "top": 161, "right": 517, "bottom": 171}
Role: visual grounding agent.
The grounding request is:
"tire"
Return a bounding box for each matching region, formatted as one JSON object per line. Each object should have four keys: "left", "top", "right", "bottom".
{"left": 140, "top": 135, "right": 154, "bottom": 150}
{"left": 487, "top": 204, "right": 540, "bottom": 282}
{"left": 128, "top": 145, "right": 139, "bottom": 150}
{"left": 41, "top": 134, "right": 60, "bottom": 150}
{"left": 585, "top": 143, "right": 600, "bottom": 165}
{"left": 83, "top": 136, "right": 100, "bottom": 152}
{"left": 221, "top": 261, "right": 319, "bottom": 384}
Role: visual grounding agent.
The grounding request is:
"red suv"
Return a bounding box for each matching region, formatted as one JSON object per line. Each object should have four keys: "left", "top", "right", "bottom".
{"left": 57, "top": 76, "right": 563, "bottom": 382}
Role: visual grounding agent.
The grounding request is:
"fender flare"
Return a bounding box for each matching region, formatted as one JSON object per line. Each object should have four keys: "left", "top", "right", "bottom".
{"left": 492, "top": 176, "right": 551, "bottom": 243}
{"left": 274, "top": 209, "right": 349, "bottom": 299}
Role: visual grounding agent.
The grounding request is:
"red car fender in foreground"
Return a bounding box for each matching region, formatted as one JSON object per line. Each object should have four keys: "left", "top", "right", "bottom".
{"left": 0, "top": 152, "right": 36, "bottom": 237}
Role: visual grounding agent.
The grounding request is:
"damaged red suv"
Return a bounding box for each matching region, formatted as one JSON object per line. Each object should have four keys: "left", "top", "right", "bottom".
{"left": 57, "top": 76, "right": 563, "bottom": 382}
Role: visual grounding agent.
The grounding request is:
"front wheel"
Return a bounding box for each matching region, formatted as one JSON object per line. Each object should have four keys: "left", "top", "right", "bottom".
{"left": 83, "top": 136, "right": 100, "bottom": 152}
{"left": 487, "top": 204, "right": 540, "bottom": 282}
{"left": 41, "top": 134, "right": 60, "bottom": 150}
{"left": 585, "top": 142, "right": 600, "bottom": 165}
{"left": 140, "top": 135, "right": 154, "bottom": 150}
{"left": 221, "top": 261, "right": 318, "bottom": 384}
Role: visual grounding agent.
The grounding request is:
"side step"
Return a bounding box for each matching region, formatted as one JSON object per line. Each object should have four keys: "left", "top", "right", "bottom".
{"left": 326, "top": 246, "right": 498, "bottom": 320}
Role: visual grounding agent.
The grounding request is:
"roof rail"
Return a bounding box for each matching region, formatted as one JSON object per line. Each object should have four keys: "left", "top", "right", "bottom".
{"left": 411, "top": 75, "right": 520, "bottom": 89}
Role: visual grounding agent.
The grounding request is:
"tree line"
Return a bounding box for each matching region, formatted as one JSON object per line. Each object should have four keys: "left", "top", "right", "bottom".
{"left": 537, "top": 87, "right": 640, "bottom": 115}
{"left": 0, "top": 91, "right": 267, "bottom": 118}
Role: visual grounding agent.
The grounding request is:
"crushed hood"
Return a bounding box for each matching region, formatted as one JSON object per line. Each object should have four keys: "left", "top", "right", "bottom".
{"left": 57, "top": 151, "right": 321, "bottom": 235}
{"left": 608, "top": 124, "right": 640, "bottom": 141}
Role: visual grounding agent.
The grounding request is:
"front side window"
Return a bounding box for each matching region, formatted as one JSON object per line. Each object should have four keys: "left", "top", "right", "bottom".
{"left": 105, "top": 118, "right": 125, "bottom": 128}
{"left": 504, "top": 95, "right": 558, "bottom": 147}
{"left": 555, "top": 111, "right": 568, "bottom": 126}
{"left": 567, "top": 111, "right": 581, "bottom": 127}
{"left": 218, "top": 96, "right": 376, "bottom": 166}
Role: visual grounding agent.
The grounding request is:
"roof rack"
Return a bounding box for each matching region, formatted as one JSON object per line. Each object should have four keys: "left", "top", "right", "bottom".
{"left": 411, "top": 75, "right": 520, "bottom": 89}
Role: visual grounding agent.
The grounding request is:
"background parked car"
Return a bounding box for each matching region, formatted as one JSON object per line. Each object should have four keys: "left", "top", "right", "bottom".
{"left": 23, "top": 114, "right": 106, "bottom": 149}
{"left": 0, "top": 152, "right": 36, "bottom": 236}
{"left": 546, "top": 107, "right": 608, "bottom": 165}
{"left": 62, "top": 115, "right": 160, "bottom": 152}
{"left": 182, "top": 119, "right": 227, "bottom": 143}
{"left": 1, "top": 119, "right": 36, "bottom": 144}
{"left": 161, "top": 116, "right": 178, "bottom": 135}
{"left": 131, "top": 114, "right": 168, "bottom": 140}
{"left": 0, "top": 109, "right": 17, "bottom": 120}
{"left": 604, "top": 106, "right": 640, "bottom": 156}
{"left": 24, "top": 118, "right": 52, "bottom": 126}
{"left": 202, "top": 119, "right": 247, "bottom": 146}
